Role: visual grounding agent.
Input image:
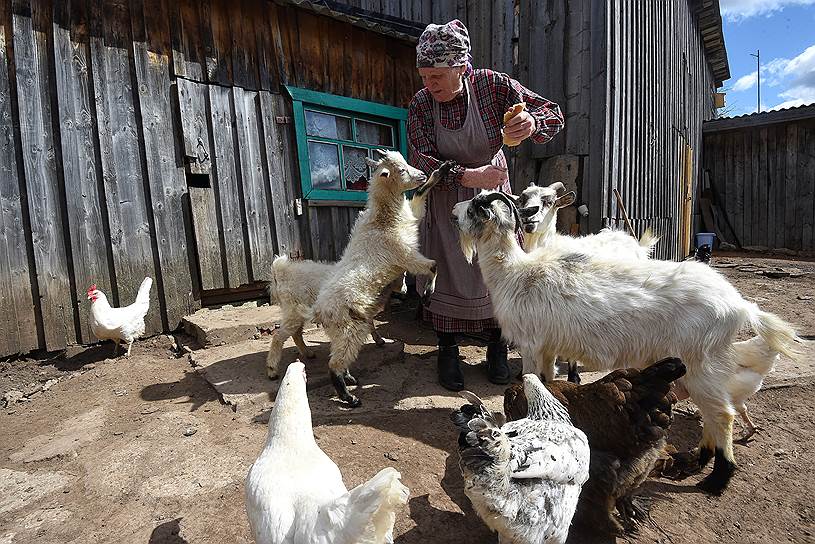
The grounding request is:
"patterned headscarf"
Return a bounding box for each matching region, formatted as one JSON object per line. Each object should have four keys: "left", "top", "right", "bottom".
{"left": 416, "top": 19, "right": 472, "bottom": 71}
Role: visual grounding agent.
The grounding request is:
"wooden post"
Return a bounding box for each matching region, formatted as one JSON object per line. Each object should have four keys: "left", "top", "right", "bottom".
{"left": 612, "top": 188, "right": 636, "bottom": 238}
{"left": 681, "top": 144, "right": 694, "bottom": 257}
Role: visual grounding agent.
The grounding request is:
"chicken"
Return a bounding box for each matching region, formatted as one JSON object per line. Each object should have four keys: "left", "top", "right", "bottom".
{"left": 504, "top": 357, "right": 686, "bottom": 536}
{"left": 451, "top": 374, "right": 590, "bottom": 544}
{"left": 87, "top": 278, "right": 152, "bottom": 357}
{"left": 245, "top": 361, "right": 409, "bottom": 544}
{"left": 729, "top": 336, "right": 778, "bottom": 443}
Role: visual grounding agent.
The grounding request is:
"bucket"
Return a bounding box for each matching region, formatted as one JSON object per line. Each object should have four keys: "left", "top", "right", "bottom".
{"left": 695, "top": 232, "right": 716, "bottom": 249}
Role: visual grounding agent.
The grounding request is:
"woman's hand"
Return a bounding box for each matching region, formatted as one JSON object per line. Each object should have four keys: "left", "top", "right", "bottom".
{"left": 461, "top": 164, "right": 509, "bottom": 189}
{"left": 503, "top": 110, "right": 536, "bottom": 143}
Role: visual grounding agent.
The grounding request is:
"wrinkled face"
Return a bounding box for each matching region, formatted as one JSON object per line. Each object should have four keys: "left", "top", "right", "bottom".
{"left": 365, "top": 150, "right": 428, "bottom": 193}
{"left": 418, "top": 66, "right": 467, "bottom": 103}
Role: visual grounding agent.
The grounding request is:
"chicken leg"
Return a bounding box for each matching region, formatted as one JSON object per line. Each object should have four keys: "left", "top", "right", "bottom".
{"left": 735, "top": 406, "right": 761, "bottom": 444}
{"left": 126, "top": 340, "right": 134, "bottom": 357}
{"left": 112, "top": 341, "right": 119, "bottom": 357}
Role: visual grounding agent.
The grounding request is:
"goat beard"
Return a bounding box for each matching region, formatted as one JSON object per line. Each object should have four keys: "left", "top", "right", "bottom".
{"left": 458, "top": 231, "right": 477, "bottom": 264}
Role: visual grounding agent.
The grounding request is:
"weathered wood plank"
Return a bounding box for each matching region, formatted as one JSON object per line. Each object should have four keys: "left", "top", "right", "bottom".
{"left": 774, "top": 124, "right": 786, "bottom": 249}
{"left": 269, "top": 3, "right": 295, "bottom": 87}
{"left": 586, "top": 0, "right": 608, "bottom": 233}
{"left": 204, "top": 0, "right": 232, "bottom": 85}
{"left": 490, "top": 1, "right": 513, "bottom": 75}
{"left": 295, "top": 10, "right": 323, "bottom": 92}
{"left": 271, "top": 93, "right": 307, "bottom": 258}
{"left": 799, "top": 123, "right": 814, "bottom": 250}
{"left": 254, "top": 0, "right": 279, "bottom": 91}
{"left": 208, "top": 84, "right": 249, "bottom": 287}
{"left": 229, "top": 0, "right": 259, "bottom": 90}
{"left": 89, "top": 0, "right": 160, "bottom": 333}
{"left": 178, "top": 79, "right": 222, "bottom": 290}
{"left": 0, "top": 0, "right": 38, "bottom": 355}
{"left": 731, "top": 131, "right": 744, "bottom": 244}
{"left": 766, "top": 126, "right": 776, "bottom": 249}
{"left": 756, "top": 127, "right": 768, "bottom": 247}
{"left": 52, "top": 0, "right": 113, "bottom": 344}
{"left": 258, "top": 91, "right": 295, "bottom": 258}
{"left": 13, "top": 0, "right": 75, "bottom": 350}
{"left": 233, "top": 87, "right": 275, "bottom": 282}
{"left": 169, "top": 0, "right": 205, "bottom": 81}
{"left": 741, "top": 129, "right": 752, "bottom": 247}
{"left": 132, "top": 0, "right": 198, "bottom": 328}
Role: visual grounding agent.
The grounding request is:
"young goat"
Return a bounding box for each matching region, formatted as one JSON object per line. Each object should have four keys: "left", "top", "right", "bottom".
{"left": 312, "top": 151, "right": 452, "bottom": 407}
{"left": 265, "top": 255, "right": 406, "bottom": 380}
{"left": 451, "top": 191, "right": 800, "bottom": 495}
{"left": 515, "top": 181, "right": 658, "bottom": 382}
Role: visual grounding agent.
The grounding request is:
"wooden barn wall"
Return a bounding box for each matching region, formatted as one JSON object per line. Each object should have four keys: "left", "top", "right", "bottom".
{"left": 703, "top": 118, "right": 815, "bottom": 253}
{"left": 0, "top": 0, "right": 422, "bottom": 358}
{"left": 518, "top": 0, "right": 717, "bottom": 260}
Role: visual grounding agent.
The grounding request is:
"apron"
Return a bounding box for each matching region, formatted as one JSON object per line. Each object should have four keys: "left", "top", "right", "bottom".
{"left": 417, "top": 76, "right": 513, "bottom": 322}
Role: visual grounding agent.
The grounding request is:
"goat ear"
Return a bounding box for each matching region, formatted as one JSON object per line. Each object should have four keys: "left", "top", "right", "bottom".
{"left": 527, "top": 181, "right": 537, "bottom": 187}
{"left": 519, "top": 206, "right": 539, "bottom": 218}
{"left": 378, "top": 167, "right": 390, "bottom": 178}
{"left": 554, "top": 191, "right": 576, "bottom": 208}
{"left": 548, "top": 181, "right": 565, "bottom": 194}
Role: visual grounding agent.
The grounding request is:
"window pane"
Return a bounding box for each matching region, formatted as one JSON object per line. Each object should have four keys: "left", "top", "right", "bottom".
{"left": 343, "top": 146, "right": 369, "bottom": 192}
{"left": 308, "top": 141, "right": 342, "bottom": 190}
{"left": 305, "top": 110, "right": 351, "bottom": 140}
{"left": 356, "top": 119, "right": 393, "bottom": 147}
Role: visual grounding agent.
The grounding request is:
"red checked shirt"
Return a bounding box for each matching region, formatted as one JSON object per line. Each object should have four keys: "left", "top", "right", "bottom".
{"left": 407, "top": 69, "right": 564, "bottom": 189}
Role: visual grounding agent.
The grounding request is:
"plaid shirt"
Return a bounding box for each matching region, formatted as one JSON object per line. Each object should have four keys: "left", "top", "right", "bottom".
{"left": 407, "top": 69, "right": 564, "bottom": 189}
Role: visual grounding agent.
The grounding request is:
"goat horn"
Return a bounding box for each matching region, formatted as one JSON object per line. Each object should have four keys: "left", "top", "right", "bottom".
{"left": 548, "top": 181, "right": 565, "bottom": 193}
{"left": 476, "top": 192, "right": 523, "bottom": 230}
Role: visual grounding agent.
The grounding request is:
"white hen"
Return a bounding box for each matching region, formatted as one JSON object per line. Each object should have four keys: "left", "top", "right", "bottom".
{"left": 87, "top": 278, "right": 152, "bottom": 357}
{"left": 729, "top": 336, "right": 779, "bottom": 442}
{"left": 452, "top": 374, "right": 590, "bottom": 544}
{"left": 245, "top": 361, "right": 409, "bottom": 544}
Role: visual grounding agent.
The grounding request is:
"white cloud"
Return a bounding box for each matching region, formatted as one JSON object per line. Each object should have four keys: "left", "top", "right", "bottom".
{"left": 732, "top": 71, "right": 758, "bottom": 91}
{"left": 720, "top": 0, "right": 815, "bottom": 20}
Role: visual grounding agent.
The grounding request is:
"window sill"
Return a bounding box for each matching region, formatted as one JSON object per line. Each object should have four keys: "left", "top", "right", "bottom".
{"left": 307, "top": 199, "right": 366, "bottom": 208}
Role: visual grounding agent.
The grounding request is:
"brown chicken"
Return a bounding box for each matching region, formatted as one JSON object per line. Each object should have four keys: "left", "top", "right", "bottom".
{"left": 504, "top": 357, "right": 686, "bottom": 536}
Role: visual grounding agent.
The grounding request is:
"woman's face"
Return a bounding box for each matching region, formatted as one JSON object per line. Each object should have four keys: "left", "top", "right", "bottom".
{"left": 418, "top": 66, "right": 467, "bottom": 103}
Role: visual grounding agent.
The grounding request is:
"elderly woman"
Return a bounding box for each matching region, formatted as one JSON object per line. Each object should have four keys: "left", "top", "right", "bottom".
{"left": 407, "top": 20, "right": 564, "bottom": 391}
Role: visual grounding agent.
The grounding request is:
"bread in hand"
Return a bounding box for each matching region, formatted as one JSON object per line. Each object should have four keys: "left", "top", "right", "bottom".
{"left": 502, "top": 102, "right": 527, "bottom": 147}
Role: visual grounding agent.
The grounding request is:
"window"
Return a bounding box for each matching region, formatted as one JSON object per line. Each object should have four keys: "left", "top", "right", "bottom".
{"left": 286, "top": 86, "right": 408, "bottom": 202}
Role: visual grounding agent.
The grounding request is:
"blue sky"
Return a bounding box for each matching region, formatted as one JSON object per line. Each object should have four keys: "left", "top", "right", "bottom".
{"left": 719, "top": 0, "right": 815, "bottom": 116}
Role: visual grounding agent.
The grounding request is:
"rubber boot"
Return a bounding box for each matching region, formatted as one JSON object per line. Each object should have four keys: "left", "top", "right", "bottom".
{"left": 486, "top": 329, "right": 511, "bottom": 385}
{"left": 437, "top": 332, "right": 464, "bottom": 391}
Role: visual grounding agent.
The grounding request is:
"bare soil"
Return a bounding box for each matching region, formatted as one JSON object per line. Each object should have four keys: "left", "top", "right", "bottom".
{"left": 1, "top": 254, "right": 813, "bottom": 544}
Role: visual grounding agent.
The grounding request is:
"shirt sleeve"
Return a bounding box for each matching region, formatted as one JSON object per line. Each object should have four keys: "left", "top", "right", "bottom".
{"left": 493, "top": 71, "right": 564, "bottom": 144}
{"left": 407, "top": 95, "right": 464, "bottom": 190}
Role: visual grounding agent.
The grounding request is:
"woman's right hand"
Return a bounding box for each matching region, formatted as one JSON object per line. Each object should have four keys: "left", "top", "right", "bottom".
{"left": 461, "top": 164, "right": 509, "bottom": 189}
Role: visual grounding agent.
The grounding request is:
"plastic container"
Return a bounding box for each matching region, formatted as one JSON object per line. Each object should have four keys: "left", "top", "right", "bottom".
{"left": 695, "top": 232, "right": 716, "bottom": 249}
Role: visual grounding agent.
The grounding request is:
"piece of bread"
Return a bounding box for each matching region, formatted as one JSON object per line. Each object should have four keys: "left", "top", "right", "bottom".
{"left": 502, "top": 102, "right": 527, "bottom": 147}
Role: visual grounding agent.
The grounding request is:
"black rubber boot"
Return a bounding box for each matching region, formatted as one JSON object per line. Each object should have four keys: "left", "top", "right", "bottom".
{"left": 486, "top": 329, "right": 511, "bottom": 385}
{"left": 437, "top": 332, "right": 464, "bottom": 391}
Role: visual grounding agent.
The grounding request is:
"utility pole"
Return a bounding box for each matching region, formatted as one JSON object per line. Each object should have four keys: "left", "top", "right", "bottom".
{"left": 750, "top": 49, "right": 761, "bottom": 113}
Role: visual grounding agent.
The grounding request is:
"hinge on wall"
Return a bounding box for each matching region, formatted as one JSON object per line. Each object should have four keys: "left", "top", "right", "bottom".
{"left": 275, "top": 116, "right": 292, "bottom": 124}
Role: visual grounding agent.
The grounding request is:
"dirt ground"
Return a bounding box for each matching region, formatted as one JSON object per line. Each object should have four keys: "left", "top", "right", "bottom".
{"left": 1, "top": 253, "right": 814, "bottom": 544}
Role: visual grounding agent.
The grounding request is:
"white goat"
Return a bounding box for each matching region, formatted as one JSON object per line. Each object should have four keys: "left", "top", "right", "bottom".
{"left": 265, "top": 255, "right": 406, "bottom": 380}
{"left": 311, "top": 151, "right": 452, "bottom": 407}
{"left": 451, "top": 191, "right": 800, "bottom": 495}
{"left": 515, "top": 181, "right": 658, "bottom": 382}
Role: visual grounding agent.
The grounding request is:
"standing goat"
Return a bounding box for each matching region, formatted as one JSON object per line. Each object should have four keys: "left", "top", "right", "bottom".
{"left": 312, "top": 151, "right": 452, "bottom": 407}
{"left": 451, "top": 191, "right": 800, "bottom": 495}
{"left": 515, "top": 181, "right": 658, "bottom": 382}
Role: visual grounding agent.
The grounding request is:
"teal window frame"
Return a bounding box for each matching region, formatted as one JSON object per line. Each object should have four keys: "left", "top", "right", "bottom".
{"left": 285, "top": 85, "right": 408, "bottom": 202}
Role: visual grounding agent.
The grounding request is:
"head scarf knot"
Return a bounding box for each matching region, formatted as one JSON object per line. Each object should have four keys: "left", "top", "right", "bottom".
{"left": 416, "top": 19, "right": 472, "bottom": 72}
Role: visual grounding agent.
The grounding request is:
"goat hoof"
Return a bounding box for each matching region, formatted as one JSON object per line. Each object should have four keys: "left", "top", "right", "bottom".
{"left": 343, "top": 372, "right": 358, "bottom": 386}
{"left": 345, "top": 395, "right": 362, "bottom": 408}
{"left": 266, "top": 369, "right": 280, "bottom": 381}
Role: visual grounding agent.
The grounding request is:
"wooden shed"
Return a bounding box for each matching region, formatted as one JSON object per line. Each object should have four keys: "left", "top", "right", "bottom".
{"left": 0, "top": 0, "right": 729, "bottom": 358}
{"left": 703, "top": 104, "right": 815, "bottom": 254}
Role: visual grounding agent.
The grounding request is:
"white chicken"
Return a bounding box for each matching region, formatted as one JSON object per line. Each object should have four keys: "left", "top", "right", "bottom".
{"left": 729, "top": 336, "right": 779, "bottom": 443}
{"left": 86, "top": 277, "right": 152, "bottom": 357}
{"left": 245, "top": 361, "right": 409, "bottom": 544}
{"left": 452, "top": 374, "right": 590, "bottom": 544}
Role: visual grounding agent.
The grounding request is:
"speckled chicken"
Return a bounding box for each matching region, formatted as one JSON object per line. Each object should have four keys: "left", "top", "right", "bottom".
{"left": 452, "top": 374, "right": 590, "bottom": 544}
{"left": 504, "top": 357, "right": 686, "bottom": 536}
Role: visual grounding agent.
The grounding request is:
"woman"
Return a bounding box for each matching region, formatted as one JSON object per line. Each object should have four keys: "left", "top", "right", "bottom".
{"left": 407, "top": 19, "right": 564, "bottom": 391}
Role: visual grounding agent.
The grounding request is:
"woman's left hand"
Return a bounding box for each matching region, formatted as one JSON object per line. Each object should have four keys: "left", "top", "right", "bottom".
{"left": 503, "top": 110, "right": 536, "bottom": 142}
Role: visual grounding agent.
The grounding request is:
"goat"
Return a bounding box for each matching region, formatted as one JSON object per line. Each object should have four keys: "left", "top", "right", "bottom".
{"left": 311, "top": 151, "right": 453, "bottom": 407}
{"left": 515, "top": 181, "right": 658, "bottom": 382}
{"left": 451, "top": 190, "right": 800, "bottom": 495}
{"left": 265, "top": 255, "right": 406, "bottom": 380}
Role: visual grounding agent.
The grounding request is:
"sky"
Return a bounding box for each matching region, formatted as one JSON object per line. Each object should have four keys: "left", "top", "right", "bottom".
{"left": 718, "top": 0, "right": 815, "bottom": 116}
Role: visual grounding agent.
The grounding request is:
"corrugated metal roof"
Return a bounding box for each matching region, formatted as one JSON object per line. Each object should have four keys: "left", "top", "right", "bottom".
{"left": 273, "top": 0, "right": 425, "bottom": 43}
{"left": 703, "top": 102, "right": 815, "bottom": 131}
{"left": 695, "top": 0, "right": 730, "bottom": 86}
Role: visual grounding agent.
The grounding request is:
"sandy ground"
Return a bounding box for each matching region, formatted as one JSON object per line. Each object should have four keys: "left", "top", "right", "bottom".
{"left": 1, "top": 253, "right": 814, "bottom": 544}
